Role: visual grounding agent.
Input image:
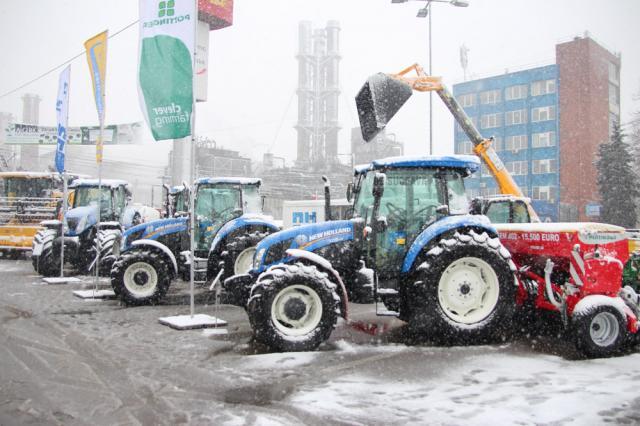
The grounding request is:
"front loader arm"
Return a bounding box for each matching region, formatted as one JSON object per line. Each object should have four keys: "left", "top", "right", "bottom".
{"left": 357, "top": 63, "right": 537, "bottom": 219}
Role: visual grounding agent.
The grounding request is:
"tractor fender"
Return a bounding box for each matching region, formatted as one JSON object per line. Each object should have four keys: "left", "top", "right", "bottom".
{"left": 402, "top": 214, "right": 497, "bottom": 274}
{"left": 209, "top": 215, "right": 280, "bottom": 256}
{"left": 284, "top": 248, "right": 349, "bottom": 320}
{"left": 131, "top": 239, "right": 178, "bottom": 276}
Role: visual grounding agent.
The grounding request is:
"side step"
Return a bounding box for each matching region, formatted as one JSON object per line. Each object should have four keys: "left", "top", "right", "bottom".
{"left": 375, "top": 288, "right": 399, "bottom": 317}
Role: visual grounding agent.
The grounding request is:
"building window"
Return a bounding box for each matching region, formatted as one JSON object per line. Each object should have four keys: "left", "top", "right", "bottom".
{"left": 480, "top": 89, "right": 501, "bottom": 105}
{"left": 505, "top": 109, "right": 527, "bottom": 126}
{"left": 505, "top": 84, "right": 528, "bottom": 100}
{"left": 459, "top": 93, "right": 476, "bottom": 108}
{"left": 458, "top": 140, "right": 474, "bottom": 155}
{"left": 531, "top": 105, "right": 556, "bottom": 122}
{"left": 532, "top": 131, "right": 556, "bottom": 148}
{"left": 505, "top": 134, "right": 528, "bottom": 152}
{"left": 506, "top": 160, "right": 528, "bottom": 175}
{"left": 532, "top": 159, "right": 557, "bottom": 174}
{"left": 608, "top": 62, "right": 619, "bottom": 85}
{"left": 491, "top": 136, "right": 503, "bottom": 151}
{"left": 531, "top": 79, "right": 556, "bottom": 96}
{"left": 481, "top": 186, "right": 500, "bottom": 197}
{"left": 481, "top": 113, "right": 502, "bottom": 129}
{"left": 531, "top": 186, "right": 557, "bottom": 202}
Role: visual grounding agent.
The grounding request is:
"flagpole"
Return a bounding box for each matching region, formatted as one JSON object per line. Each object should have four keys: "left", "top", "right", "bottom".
{"left": 61, "top": 172, "right": 67, "bottom": 277}
{"left": 95, "top": 128, "right": 102, "bottom": 292}
{"left": 189, "top": 0, "right": 198, "bottom": 318}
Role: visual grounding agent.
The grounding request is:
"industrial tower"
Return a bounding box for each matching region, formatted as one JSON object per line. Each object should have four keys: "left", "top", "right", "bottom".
{"left": 295, "top": 21, "right": 341, "bottom": 166}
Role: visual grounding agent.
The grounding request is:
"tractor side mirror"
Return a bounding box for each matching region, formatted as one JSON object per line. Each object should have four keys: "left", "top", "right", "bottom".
{"left": 469, "top": 198, "right": 482, "bottom": 215}
{"left": 372, "top": 173, "right": 385, "bottom": 198}
{"left": 346, "top": 183, "right": 354, "bottom": 202}
{"left": 232, "top": 208, "right": 243, "bottom": 218}
{"left": 374, "top": 216, "right": 388, "bottom": 233}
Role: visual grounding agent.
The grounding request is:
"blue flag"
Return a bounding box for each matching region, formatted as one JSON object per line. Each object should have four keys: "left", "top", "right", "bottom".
{"left": 55, "top": 65, "right": 71, "bottom": 173}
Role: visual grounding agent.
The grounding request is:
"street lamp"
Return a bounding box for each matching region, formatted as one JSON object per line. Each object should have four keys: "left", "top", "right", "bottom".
{"left": 391, "top": 0, "right": 469, "bottom": 155}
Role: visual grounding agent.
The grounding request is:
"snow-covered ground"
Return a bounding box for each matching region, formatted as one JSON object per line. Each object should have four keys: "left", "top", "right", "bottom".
{"left": 1, "top": 258, "right": 639, "bottom": 425}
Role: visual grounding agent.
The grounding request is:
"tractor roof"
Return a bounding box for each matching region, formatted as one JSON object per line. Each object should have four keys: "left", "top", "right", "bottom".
{"left": 0, "top": 171, "right": 58, "bottom": 178}
{"left": 195, "top": 177, "right": 261, "bottom": 186}
{"left": 366, "top": 155, "right": 480, "bottom": 173}
{"left": 69, "top": 178, "right": 130, "bottom": 189}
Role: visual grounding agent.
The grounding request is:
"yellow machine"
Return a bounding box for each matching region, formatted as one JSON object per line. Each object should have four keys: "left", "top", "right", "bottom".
{"left": 0, "top": 172, "right": 75, "bottom": 257}
{"left": 356, "top": 63, "right": 540, "bottom": 221}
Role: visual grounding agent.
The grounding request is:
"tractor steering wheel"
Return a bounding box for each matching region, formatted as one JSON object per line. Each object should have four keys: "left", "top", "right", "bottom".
{"left": 414, "top": 205, "right": 437, "bottom": 220}
{"left": 385, "top": 202, "right": 407, "bottom": 226}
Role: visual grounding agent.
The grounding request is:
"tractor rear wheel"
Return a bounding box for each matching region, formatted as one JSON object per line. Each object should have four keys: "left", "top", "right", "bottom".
{"left": 247, "top": 262, "right": 340, "bottom": 352}
{"left": 406, "top": 231, "right": 516, "bottom": 343}
{"left": 31, "top": 229, "right": 57, "bottom": 273}
{"left": 38, "top": 243, "right": 61, "bottom": 277}
{"left": 572, "top": 305, "right": 627, "bottom": 358}
{"left": 111, "top": 248, "right": 171, "bottom": 306}
{"left": 210, "top": 230, "right": 273, "bottom": 281}
{"left": 93, "top": 229, "right": 122, "bottom": 276}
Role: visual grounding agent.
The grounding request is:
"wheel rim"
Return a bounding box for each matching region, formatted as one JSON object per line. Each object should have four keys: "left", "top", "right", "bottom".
{"left": 589, "top": 311, "right": 619, "bottom": 347}
{"left": 123, "top": 262, "right": 158, "bottom": 298}
{"left": 234, "top": 247, "right": 256, "bottom": 275}
{"left": 437, "top": 257, "right": 500, "bottom": 324}
{"left": 270, "top": 284, "right": 323, "bottom": 336}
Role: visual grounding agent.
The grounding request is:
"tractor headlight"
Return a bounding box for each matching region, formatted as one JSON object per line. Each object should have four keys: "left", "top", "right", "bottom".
{"left": 76, "top": 216, "right": 87, "bottom": 234}
{"left": 254, "top": 248, "right": 266, "bottom": 270}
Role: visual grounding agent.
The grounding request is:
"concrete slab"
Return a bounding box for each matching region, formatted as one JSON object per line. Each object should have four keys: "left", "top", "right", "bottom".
{"left": 158, "top": 314, "right": 227, "bottom": 330}
{"left": 72, "top": 289, "right": 116, "bottom": 299}
{"left": 42, "top": 277, "right": 83, "bottom": 285}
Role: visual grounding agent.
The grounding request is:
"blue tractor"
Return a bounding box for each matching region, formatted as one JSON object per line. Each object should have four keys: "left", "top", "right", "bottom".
{"left": 110, "top": 177, "right": 279, "bottom": 305}
{"left": 32, "top": 179, "right": 142, "bottom": 277}
{"left": 224, "top": 156, "right": 517, "bottom": 352}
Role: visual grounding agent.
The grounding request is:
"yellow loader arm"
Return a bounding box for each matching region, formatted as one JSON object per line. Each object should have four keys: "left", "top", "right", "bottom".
{"left": 356, "top": 63, "right": 538, "bottom": 221}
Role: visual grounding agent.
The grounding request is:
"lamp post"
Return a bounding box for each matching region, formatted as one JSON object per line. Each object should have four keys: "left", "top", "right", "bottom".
{"left": 391, "top": 0, "right": 469, "bottom": 155}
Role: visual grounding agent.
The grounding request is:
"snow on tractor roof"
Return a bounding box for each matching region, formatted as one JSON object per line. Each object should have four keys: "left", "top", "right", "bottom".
{"left": 370, "top": 155, "right": 480, "bottom": 172}
{"left": 0, "top": 171, "right": 59, "bottom": 178}
{"left": 69, "top": 178, "right": 130, "bottom": 188}
{"left": 196, "top": 177, "right": 262, "bottom": 186}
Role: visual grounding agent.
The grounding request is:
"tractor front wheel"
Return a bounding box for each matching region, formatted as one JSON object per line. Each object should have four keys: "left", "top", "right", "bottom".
{"left": 111, "top": 249, "right": 171, "bottom": 306}
{"left": 247, "top": 263, "right": 340, "bottom": 352}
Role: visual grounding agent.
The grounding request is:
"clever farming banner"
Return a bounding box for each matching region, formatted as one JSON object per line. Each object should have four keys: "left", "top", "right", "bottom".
{"left": 138, "top": 0, "right": 195, "bottom": 141}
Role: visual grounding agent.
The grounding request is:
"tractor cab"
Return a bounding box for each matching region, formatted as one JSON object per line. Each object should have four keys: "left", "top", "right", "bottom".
{"left": 351, "top": 156, "right": 476, "bottom": 280}
{"left": 469, "top": 195, "right": 538, "bottom": 224}
{"left": 162, "top": 184, "right": 189, "bottom": 218}
{"left": 66, "top": 179, "right": 134, "bottom": 238}
{"left": 193, "top": 178, "right": 262, "bottom": 253}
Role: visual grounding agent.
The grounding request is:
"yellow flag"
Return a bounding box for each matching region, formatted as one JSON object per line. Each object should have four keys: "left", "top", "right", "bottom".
{"left": 84, "top": 30, "right": 108, "bottom": 163}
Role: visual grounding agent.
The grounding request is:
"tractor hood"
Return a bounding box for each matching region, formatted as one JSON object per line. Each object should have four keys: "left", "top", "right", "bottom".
{"left": 121, "top": 217, "right": 188, "bottom": 250}
{"left": 64, "top": 205, "right": 98, "bottom": 236}
{"left": 252, "top": 220, "right": 356, "bottom": 273}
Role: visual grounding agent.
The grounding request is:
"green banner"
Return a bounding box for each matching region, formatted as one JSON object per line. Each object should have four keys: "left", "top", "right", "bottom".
{"left": 138, "top": 0, "right": 195, "bottom": 141}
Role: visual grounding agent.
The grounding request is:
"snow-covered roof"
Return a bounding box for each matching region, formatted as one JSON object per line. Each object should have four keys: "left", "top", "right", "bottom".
{"left": 370, "top": 155, "right": 480, "bottom": 172}
{"left": 69, "top": 179, "right": 130, "bottom": 188}
{"left": 195, "top": 177, "right": 261, "bottom": 186}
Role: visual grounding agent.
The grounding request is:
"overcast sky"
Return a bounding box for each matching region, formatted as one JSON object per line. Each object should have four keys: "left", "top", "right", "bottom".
{"left": 0, "top": 0, "right": 639, "bottom": 166}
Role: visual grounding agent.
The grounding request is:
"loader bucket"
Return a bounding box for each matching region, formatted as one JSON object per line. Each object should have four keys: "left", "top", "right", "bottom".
{"left": 355, "top": 73, "right": 413, "bottom": 142}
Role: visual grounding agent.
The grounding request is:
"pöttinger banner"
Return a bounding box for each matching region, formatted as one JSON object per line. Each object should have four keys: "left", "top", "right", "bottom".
{"left": 138, "top": 0, "right": 195, "bottom": 141}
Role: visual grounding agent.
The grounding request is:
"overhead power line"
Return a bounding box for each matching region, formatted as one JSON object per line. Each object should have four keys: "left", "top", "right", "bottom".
{"left": 0, "top": 20, "right": 138, "bottom": 100}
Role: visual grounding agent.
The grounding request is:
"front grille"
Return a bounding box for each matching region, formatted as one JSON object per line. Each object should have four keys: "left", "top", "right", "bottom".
{"left": 66, "top": 217, "right": 79, "bottom": 231}
{"left": 264, "top": 238, "right": 293, "bottom": 265}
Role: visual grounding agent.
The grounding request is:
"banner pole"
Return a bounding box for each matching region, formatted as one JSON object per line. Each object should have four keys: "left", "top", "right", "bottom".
{"left": 60, "top": 172, "right": 67, "bottom": 278}
{"left": 95, "top": 128, "right": 102, "bottom": 293}
{"left": 189, "top": 0, "right": 198, "bottom": 318}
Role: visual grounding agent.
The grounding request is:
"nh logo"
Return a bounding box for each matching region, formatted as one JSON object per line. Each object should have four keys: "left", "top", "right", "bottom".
{"left": 158, "top": 0, "right": 175, "bottom": 17}
{"left": 293, "top": 211, "right": 317, "bottom": 225}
